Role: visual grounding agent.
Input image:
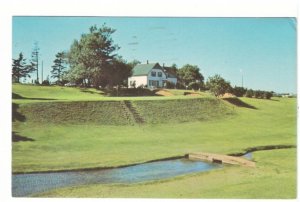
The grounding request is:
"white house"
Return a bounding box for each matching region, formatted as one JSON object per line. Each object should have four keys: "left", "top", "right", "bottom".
{"left": 128, "top": 62, "right": 177, "bottom": 88}
{"left": 162, "top": 66, "right": 177, "bottom": 85}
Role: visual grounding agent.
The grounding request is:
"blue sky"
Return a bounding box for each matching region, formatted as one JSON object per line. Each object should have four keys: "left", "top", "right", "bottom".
{"left": 12, "top": 17, "right": 296, "bottom": 93}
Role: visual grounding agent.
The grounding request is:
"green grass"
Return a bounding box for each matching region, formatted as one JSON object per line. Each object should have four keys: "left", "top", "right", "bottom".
{"left": 12, "top": 84, "right": 213, "bottom": 104}
{"left": 13, "top": 98, "right": 233, "bottom": 125}
{"left": 166, "top": 89, "right": 207, "bottom": 96}
{"left": 12, "top": 84, "right": 297, "bottom": 198}
{"left": 12, "top": 83, "right": 106, "bottom": 101}
{"left": 15, "top": 101, "right": 134, "bottom": 125}
{"left": 35, "top": 148, "right": 297, "bottom": 198}
{"left": 133, "top": 98, "right": 233, "bottom": 123}
{"left": 12, "top": 97, "right": 296, "bottom": 173}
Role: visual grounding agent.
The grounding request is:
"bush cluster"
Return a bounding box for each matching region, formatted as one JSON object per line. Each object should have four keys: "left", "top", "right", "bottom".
{"left": 188, "top": 82, "right": 201, "bottom": 91}
{"left": 233, "top": 86, "right": 273, "bottom": 99}
{"left": 169, "top": 81, "right": 202, "bottom": 90}
{"left": 165, "top": 81, "right": 176, "bottom": 89}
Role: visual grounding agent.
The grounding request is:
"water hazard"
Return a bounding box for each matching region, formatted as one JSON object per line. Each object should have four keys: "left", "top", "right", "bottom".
{"left": 12, "top": 158, "right": 222, "bottom": 197}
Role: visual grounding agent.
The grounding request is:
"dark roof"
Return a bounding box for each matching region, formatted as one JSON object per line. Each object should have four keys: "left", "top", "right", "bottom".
{"left": 163, "top": 67, "right": 177, "bottom": 78}
{"left": 132, "top": 63, "right": 163, "bottom": 76}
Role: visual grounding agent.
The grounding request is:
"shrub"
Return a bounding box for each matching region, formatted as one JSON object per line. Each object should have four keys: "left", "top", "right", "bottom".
{"left": 56, "top": 80, "right": 68, "bottom": 86}
{"left": 232, "top": 86, "right": 247, "bottom": 97}
{"left": 41, "top": 80, "right": 50, "bottom": 86}
{"left": 175, "top": 82, "right": 185, "bottom": 89}
{"left": 165, "top": 81, "right": 175, "bottom": 89}
{"left": 254, "top": 90, "right": 263, "bottom": 99}
{"left": 263, "top": 91, "right": 273, "bottom": 99}
{"left": 245, "top": 89, "right": 254, "bottom": 98}
{"left": 130, "top": 81, "right": 136, "bottom": 88}
{"left": 206, "top": 74, "right": 232, "bottom": 96}
{"left": 137, "top": 84, "right": 145, "bottom": 89}
{"left": 246, "top": 89, "right": 272, "bottom": 99}
{"left": 188, "top": 82, "right": 200, "bottom": 91}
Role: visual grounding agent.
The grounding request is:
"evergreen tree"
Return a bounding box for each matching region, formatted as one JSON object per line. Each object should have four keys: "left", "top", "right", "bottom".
{"left": 127, "top": 59, "right": 141, "bottom": 69}
{"left": 67, "top": 24, "right": 120, "bottom": 88}
{"left": 12, "top": 53, "right": 34, "bottom": 83}
{"left": 51, "top": 51, "right": 67, "bottom": 82}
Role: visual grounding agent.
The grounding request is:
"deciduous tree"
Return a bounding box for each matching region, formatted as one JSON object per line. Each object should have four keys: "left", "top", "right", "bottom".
{"left": 177, "top": 64, "right": 204, "bottom": 88}
{"left": 206, "top": 74, "right": 232, "bottom": 96}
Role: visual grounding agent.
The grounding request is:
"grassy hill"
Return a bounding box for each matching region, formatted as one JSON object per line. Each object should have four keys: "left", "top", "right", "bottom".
{"left": 12, "top": 84, "right": 106, "bottom": 101}
{"left": 133, "top": 98, "right": 233, "bottom": 124}
{"left": 12, "top": 84, "right": 297, "bottom": 198}
{"left": 13, "top": 98, "right": 234, "bottom": 125}
{"left": 15, "top": 101, "right": 134, "bottom": 125}
{"left": 12, "top": 84, "right": 212, "bottom": 104}
{"left": 13, "top": 84, "right": 231, "bottom": 125}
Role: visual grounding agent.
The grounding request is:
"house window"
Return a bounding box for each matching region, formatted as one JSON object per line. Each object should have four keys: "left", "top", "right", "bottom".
{"left": 148, "top": 80, "right": 159, "bottom": 87}
{"left": 158, "top": 72, "right": 162, "bottom": 77}
{"left": 151, "top": 71, "right": 156, "bottom": 77}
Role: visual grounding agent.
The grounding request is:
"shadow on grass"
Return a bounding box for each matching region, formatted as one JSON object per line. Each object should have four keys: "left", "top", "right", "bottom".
{"left": 12, "top": 103, "right": 26, "bottom": 122}
{"left": 228, "top": 144, "right": 296, "bottom": 156}
{"left": 222, "top": 97, "right": 257, "bottom": 109}
{"left": 268, "top": 98, "right": 280, "bottom": 102}
{"left": 12, "top": 93, "right": 57, "bottom": 100}
{"left": 12, "top": 132, "right": 35, "bottom": 142}
{"left": 103, "top": 88, "right": 161, "bottom": 97}
{"left": 183, "top": 92, "right": 200, "bottom": 96}
{"left": 80, "top": 89, "right": 105, "bottom": 95}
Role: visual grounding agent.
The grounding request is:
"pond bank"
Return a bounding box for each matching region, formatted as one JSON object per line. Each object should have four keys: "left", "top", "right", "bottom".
{"left": 13, "top": 155, "right": 185, "bottom": 175}
{"left": 13, "top": 144, "right": 295, "bottom": 175}
{"left": 12, "top": 144, "right": 295, "bottom": 197}
{"left": 12, "top": 158, "right": 222, "bottom": 197}
{"left": 228, "top": 144, "right": 296, "bottom": 156}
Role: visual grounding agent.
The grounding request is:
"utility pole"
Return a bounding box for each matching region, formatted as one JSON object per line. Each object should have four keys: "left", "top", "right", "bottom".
{"left": 242, "top": 74, "right": 243, "bottom": 88}
{"left": 240, "top": 69, "right": 243, "bottom": 88}
{"left": 41, "top": 61, "right": 43, "bottom": 82}
{"left": 32, "top": 42, "right": 40, "bottom": 84}
{"left": 36, "top": 51, "right": 39, "bottom": 83}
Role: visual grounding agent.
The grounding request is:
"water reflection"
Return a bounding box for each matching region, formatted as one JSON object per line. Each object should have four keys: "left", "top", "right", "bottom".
{"left": 242, "top": 152, "right": 252, "bottom": 160}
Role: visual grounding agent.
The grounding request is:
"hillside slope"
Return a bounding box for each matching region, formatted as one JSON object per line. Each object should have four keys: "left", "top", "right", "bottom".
{"left": 14, "top": 98, "right": 234, "bottom": 125}
{"left": 133, "top": 98, "right": 233, "bottom": 124}
{"left": 12, "top": 84, "right": 105, "bottom": 101}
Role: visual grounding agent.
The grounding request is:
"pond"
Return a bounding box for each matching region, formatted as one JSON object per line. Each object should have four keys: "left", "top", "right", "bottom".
{"left": 12, "top": 158, "right": 222, "bottom": 197}
{"left": 242, "top": 152, "right": 252, "bottom": 160}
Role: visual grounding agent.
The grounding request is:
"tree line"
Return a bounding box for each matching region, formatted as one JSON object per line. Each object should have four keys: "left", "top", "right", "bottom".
{"left": 12, "top": 23, "right": 273, "bottom": 99}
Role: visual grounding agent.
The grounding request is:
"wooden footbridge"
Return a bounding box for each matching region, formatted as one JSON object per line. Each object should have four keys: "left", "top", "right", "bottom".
{"left": 188, "top": 152, "right": 255, "bottom": 167}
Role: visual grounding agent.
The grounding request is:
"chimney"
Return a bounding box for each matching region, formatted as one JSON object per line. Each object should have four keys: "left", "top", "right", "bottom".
{"left": 147, "top": 60, "right": 149, "bottom": 64}
{"left": 163, "top": 63, "right": 165, "bottom": 67}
